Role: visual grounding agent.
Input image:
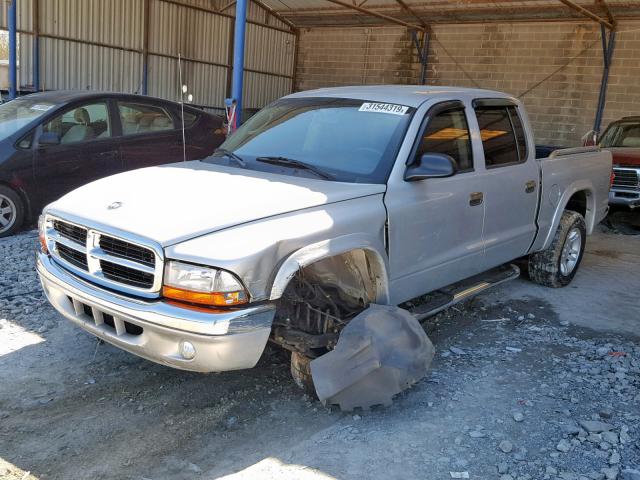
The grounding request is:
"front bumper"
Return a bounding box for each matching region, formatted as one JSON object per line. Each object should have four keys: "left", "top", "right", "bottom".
{"left": 609, "top": 189, "right": 640, "bottom": 208}
{"left": 36, "top": 252, "right": 276, "bottom": 372}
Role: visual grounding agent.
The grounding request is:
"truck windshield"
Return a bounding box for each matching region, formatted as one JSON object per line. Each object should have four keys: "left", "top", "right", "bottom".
{"left": 211, "top": 97, "right": 414, "bottom": 183}
{"left": 0, "top": 97, "right": 56, "bottom": 142}
{"left": 599, "top": 122, "right": 640, "bottom": 148}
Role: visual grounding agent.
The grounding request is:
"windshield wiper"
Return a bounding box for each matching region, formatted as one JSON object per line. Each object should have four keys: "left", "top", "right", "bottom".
{"left": 212, "top": 148, "right": 247, "bottom": 168}
{"left": 256, "top": 156, "right": 334, "bottom": 180}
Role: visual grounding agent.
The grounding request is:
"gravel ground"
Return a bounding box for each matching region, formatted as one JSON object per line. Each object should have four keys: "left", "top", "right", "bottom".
{"left": 0, "top": 227, "right": 639, "bottom": 480}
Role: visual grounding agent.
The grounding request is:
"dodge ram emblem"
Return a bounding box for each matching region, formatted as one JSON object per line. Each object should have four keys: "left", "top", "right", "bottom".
{"left": 107, "top": 201, "right": 123, "bottom": 210}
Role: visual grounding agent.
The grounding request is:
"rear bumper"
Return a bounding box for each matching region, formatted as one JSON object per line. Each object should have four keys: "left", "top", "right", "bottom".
{"left": 609, "top": 190, "right": 640, "bottom": 208}
{"left": 36, "top": 252, "right": 276, "bottom": 372}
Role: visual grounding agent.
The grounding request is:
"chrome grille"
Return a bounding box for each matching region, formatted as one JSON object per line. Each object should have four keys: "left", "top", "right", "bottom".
{"left": 612, "top": 168, "right": 640, "bottom": 190}
{"left": 99, "top": 236, "right": 155, "bottom": 267}
{"left": 45, "top": 216, "right": 163, "bottom": 297}
{"left": 100, "top": 259, "right": 154, "bottom": 289}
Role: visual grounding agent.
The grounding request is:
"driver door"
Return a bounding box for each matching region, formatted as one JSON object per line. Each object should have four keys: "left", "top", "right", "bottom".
{"left": 33, "top": 101, "right": 123, "bottom": 208}
{"left": 384, "top": 100, "right": 487, "bottom": 305}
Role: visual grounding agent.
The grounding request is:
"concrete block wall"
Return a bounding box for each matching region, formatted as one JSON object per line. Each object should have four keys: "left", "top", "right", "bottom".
{"left": 295, "top": 21, "right": 640, "bottom": 146}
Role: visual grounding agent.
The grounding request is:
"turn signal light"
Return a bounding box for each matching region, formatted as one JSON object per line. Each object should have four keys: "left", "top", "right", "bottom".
{"left": 162, "top": 286, "right": 247, "bottom": 307}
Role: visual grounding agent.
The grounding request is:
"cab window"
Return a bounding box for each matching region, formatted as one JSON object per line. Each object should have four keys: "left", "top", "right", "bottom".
{"left": 474, "top": 106, "right": 521, "bottom": 167}
{"left": 43, "top": 103, "right": 111, "bottom": 144}
{"left": 418, "top": 107, "right": 473, "bottom": 172}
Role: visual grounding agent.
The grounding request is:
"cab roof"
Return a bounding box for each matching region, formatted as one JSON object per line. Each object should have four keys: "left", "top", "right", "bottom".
{"left": 286, "top": 85, "right": 516, "bottom": 108}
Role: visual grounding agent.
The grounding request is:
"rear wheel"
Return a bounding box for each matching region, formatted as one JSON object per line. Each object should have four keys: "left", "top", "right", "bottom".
{"left": 528, "top": 210, "right": 586, "bottom": 287}
{"left": 0, "top": 186, "right": 24, "bottom": 238}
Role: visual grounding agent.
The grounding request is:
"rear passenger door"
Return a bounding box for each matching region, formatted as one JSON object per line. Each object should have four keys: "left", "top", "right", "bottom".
{"left": 473, "top": 99, "right": 539, "bottom": 268}
{"left": 116, "top": 101, "right": 183, "bottom": 170}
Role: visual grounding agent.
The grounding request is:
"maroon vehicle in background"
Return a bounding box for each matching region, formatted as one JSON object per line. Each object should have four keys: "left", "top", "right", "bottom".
{"left": 589, "top": 116, "right": 640, "bottom": 209}
{"left": 0, "top": 91, "right": 226, "bottom": 237}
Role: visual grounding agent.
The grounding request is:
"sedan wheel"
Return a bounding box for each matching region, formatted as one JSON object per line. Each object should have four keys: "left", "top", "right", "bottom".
{"left": 0, "top": 193, "right": 17, "bottom": 234}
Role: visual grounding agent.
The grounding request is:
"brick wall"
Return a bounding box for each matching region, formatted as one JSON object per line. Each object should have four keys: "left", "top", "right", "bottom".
{"left": 295, "top": 21, "right": 640, "bottom": 146}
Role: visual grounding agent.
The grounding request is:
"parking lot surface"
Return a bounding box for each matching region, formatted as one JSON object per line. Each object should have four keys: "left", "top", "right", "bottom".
{"left": 1, "top": 226, "right": 639, "bottom": 480}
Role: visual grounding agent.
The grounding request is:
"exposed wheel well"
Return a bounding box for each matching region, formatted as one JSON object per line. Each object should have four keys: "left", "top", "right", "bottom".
{"left": 565, "top": 190, "right": 587, "bottom": 219}
{"left": 271, "top": 248, "right": 384, "bottom": 357}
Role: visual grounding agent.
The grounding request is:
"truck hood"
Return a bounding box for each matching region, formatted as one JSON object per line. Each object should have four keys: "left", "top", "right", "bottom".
{"left": 48, "top": 161, "right": 385, "bottom": 246}
{"left": 606, "top": 147, "right": 640, "bottom": 167}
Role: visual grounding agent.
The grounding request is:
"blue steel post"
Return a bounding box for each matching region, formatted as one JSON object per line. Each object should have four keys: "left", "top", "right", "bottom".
{"left": 231, "top": 0, "right": 248, "bottom": 127}
{"left": 593, "top": 24, "right": 616, "bottom": 134}
{"left": 8, "top": 0, "right": 17, "bottom": 99}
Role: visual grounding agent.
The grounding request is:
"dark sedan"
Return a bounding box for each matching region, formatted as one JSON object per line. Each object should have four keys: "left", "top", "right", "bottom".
{"left": 0, "top": 91, "right": 226, "bottom": 237}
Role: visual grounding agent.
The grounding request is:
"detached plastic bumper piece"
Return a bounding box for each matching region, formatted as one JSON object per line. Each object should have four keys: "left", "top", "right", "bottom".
{"left": 310, "top": 304, "right": 435, "bottom": 411}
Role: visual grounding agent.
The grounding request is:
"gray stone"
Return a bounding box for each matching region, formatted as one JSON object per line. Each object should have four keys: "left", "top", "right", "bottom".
{"left": 621, "top": 469, "right": 640, "bottom": 480}
{"left": 497, "top": 462, "right": 509, "bottom": 474}
{"left": 499, "top": 440, "right": 514, "bottom": 453}
{"left": 602, "top": 467, "right": 619, "bottom": 480}
{"left": 513, "top": 411, "right": 525, "bottom": 422}
{"left": 580, "top": 421, "right": 614, "bottom": 433}
{"left": 609, "top": 452, "right": 620, "bottom": 465}
{"left": 557, "top": 439, "right": 572, "bottom": 453}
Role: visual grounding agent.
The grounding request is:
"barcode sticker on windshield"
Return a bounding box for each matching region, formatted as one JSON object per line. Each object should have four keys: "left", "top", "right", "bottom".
{"left": 359, "top": 102, "right": 409, "bottom": 115}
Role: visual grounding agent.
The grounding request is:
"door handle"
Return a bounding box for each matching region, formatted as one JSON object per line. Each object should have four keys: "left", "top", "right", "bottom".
{"left": 469, "top": 192, "right": 483, "bottom": 206}
{"left": 525, "top": 180, "right": 537, "bottom": 193}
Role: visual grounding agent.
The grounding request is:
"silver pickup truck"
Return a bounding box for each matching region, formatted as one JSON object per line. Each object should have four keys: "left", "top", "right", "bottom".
{"left": 36, "top": 86, "right": 611, "bottom": 400}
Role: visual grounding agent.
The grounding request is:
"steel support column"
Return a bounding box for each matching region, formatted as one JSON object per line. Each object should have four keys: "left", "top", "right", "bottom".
{"left": 231, "top": 0, "right": 248, "bottom": 126}
{"left": 594, "top": 24, "right": 616, "bottom": 133}
{"left": 33, "top": 0, "right": 40, "bottom": 91}
{"left": 142, "top": 0, "right": 150, "bottom": 95}
{"left": 8, "top": 0, "right": 17, "bottom": 99}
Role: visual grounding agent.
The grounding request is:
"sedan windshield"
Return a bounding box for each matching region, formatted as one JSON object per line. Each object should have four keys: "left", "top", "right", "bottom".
{"left": 0, "top": 97, "right": 56, "bottom": 142}
{"left": 211, "top": 97, "right": 414, "bottom": 183}
{"left": 599, "top": 122, "right": 640, "bottom": 148}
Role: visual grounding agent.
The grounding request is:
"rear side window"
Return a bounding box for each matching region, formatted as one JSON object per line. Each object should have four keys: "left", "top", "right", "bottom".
{"left": 418, "top": 108, "right": 473, "bottom": 172}
{"left": 508, "top": 106, "right": 528, "bottom": 162}
{"left": 117, "top": 102, "right": 174, "bottom": 135}
{"left": 181, "top": 110, "right": 198, "bottom": 128}
{"left": 474, "top": 106, "right": 520, "bottom": 167}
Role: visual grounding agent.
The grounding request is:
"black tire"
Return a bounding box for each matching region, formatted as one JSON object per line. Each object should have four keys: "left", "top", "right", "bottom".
{"left": 290, "top": 351, "right": 317, "bottom": 397}
{"left": 528, "top": 210, "right": 586, "bottom": 288}
{"left": 0, "top": 185, "right": 25, "bottom": 238}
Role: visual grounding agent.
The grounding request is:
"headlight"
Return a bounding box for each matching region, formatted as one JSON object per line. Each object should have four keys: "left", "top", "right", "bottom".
{"left": 38, "top": 214, "right": 48, "bottom": 253}
{"left": 162, "top": 261, "right": 248, "bottom": 307}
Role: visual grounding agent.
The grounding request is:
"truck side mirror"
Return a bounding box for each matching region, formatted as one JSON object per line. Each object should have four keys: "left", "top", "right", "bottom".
{"left": 38, "top": 132, "right": 61, "bottom": 147}
{"left": 404, "top": 153, "right": 457, "bottom": 182}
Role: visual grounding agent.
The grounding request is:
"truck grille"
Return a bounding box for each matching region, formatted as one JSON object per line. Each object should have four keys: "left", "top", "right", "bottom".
{"left": 612, "top": 168, "right": 640, "bottom": 190}
{"left": 45, "top": 216, "right": 163, "bottom": 297}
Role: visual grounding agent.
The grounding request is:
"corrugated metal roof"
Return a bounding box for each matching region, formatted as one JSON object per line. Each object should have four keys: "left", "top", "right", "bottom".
{"left": 257, "top": 0, "right": 640, "bottom": 26}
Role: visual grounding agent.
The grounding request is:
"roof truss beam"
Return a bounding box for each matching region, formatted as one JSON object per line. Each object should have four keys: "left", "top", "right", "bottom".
{"left": 557, "top": 0, "right": 614, "bottom": 29}
{"left": 322, "top": 0, "right": 422, "bottom": 30}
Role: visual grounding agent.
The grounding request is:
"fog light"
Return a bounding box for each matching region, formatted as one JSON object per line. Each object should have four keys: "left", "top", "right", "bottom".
{"left": 179, "top": 340, "right": 196, "bottom": 360}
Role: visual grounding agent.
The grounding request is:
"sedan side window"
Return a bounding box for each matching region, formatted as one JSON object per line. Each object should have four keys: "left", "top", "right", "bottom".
{"left": 418, "top": 108, "right": 473, "bottom": 172}
{"left": 44, "top": 103, "right": 111, "bottom": 144}
{"left": 118, "top": 102, "right": 174, "bottom": 135}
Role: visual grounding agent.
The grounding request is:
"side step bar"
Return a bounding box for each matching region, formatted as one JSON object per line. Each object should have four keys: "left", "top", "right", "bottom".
{"left": 406, "top": 264, "right": 521, "bottom": 321}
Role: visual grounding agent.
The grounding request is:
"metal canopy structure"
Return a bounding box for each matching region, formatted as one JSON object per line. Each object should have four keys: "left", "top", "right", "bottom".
{"left": 254, "top": 0, "right": 639, "bottom": 28}
{"left": 6, "top": 0, "right": 639, "bottom": 129}
{"left": 240, "top": 0, "right": 636, "bottom": 132}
